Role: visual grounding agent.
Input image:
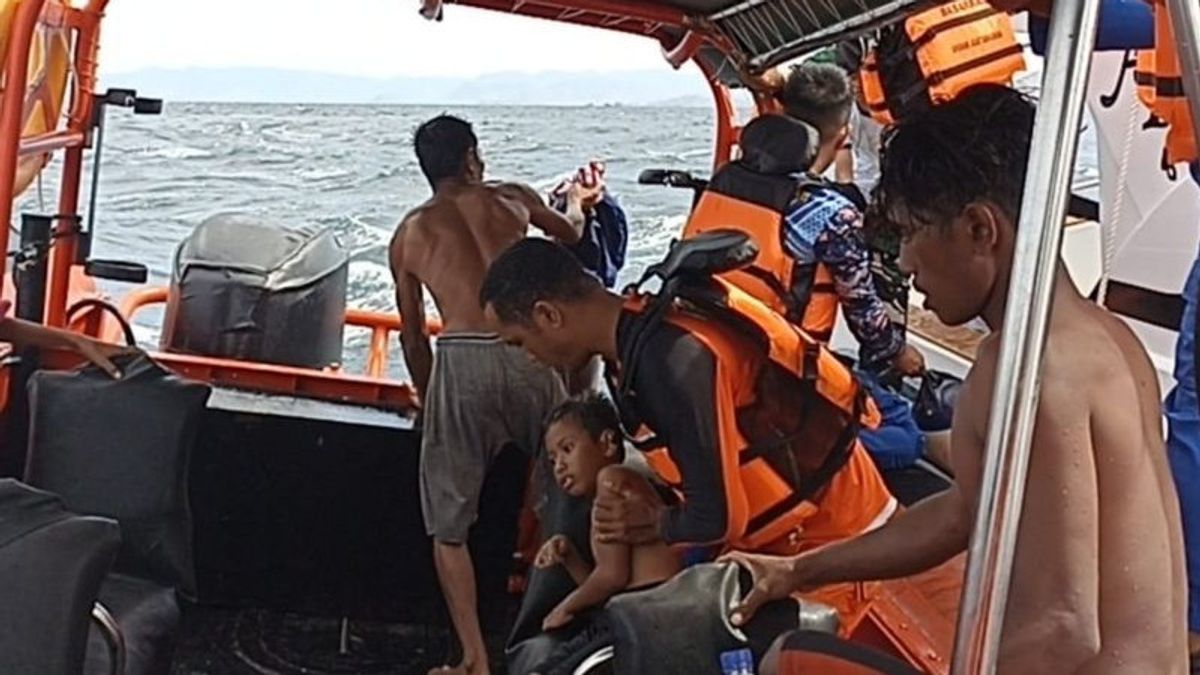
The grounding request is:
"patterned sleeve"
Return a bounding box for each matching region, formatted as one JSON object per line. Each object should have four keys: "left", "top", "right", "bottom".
{"left": 813, "top": 205, "right": 904, "bottom": 367}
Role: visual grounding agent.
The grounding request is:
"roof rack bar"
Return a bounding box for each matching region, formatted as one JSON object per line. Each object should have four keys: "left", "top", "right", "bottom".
{"left": 1166, "top": 0, "right": 1200, "bottom": 148}
{"left": 743, "top": 0, "right": 934, "bottom": 71}
{"left": 950, "top": 0, "right": 1102, "bottom": 673}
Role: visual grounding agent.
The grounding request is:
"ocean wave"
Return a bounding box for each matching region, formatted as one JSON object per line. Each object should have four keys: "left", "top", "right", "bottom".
{"left": 141, "top": 146, "right": 214, "bottom": 160}
{"left": 295, "top": 167, "right": 355, "bottom": 182}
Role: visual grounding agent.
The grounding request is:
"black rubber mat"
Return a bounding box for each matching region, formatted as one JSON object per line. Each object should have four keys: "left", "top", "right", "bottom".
{"left": 171, "top": 602, "right": 473, "bottom": 675}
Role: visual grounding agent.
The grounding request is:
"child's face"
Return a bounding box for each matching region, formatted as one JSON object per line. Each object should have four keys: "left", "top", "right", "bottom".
{"left": 544, "top": 418, "right": 618, "bottom": 498}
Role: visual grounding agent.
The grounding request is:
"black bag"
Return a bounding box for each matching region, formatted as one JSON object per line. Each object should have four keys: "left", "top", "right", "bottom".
{"left": 25, "top": 353, "right": 211, "bottom": 596}
{"left": 912, "top": 369, "right": 962, "bottom": 433}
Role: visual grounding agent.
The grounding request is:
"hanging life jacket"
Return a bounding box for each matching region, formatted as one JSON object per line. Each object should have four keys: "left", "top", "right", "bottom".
{"left": 611, "top": 230, "right": 881, "bottom": 552}
{"left": 1134, "top": 0, "right": 1198, "bottom": 177}
{"left": 859, "top": 0, "right": 1025, "bottom": 125}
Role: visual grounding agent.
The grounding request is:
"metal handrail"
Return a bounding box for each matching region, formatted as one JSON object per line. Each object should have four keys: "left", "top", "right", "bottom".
{"left": 950, "top": 1, "right": 1102, "bottom": 673}
{"left": 117, "top": 286, "right": 443, "bottom": 380}
{"left": 90, "top": 601, "right": 125, "bottom": 675}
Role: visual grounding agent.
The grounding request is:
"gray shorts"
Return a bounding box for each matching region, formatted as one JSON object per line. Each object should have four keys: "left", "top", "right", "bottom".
{"left": 419, "top": 332, "right": 566, "bottom": 544}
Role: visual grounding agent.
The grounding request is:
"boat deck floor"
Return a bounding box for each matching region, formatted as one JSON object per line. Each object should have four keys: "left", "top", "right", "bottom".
{"left": 172, "top": 603, "right": 471, "bottom": 675}
{"left": 170, "top": 467, "right": 950, "bottom": 675}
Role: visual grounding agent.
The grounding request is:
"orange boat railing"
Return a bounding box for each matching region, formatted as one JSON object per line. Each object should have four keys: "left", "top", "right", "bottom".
{"left": 119, "top": 285, "right": 442, "bottom": 382}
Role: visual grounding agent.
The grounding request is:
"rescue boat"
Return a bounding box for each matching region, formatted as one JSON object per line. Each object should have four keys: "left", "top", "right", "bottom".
{"left": 0, "top": 0, "right": 1193, "bottom": 674}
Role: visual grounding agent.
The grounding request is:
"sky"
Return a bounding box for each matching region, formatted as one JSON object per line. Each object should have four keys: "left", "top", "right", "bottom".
{"left": 99, "top": 0, "right": 674, "bottom": 79}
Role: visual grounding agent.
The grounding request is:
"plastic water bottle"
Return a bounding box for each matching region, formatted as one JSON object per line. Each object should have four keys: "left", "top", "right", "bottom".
{"left": 719, "top": 648, "right": 755, "bottom": 675}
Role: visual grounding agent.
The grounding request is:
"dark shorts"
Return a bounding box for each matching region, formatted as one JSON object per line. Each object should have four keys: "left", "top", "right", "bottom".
{"left": 419, "top": 333, "right": 566, "bottom": 544}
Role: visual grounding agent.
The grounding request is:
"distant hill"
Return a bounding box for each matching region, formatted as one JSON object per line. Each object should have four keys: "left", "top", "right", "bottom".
{"left": 100, "top": 67, "right": 714, "bottom": 106}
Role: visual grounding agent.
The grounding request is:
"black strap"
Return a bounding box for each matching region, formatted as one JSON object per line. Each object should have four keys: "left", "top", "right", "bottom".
{"left": 1103, "top": 279, "right": 1184, "bottom": 331}
{"left": 925, "top": 43, "right": 1025, "bottom": 87}
{"left": 1135, "top": 69, "right": 1188, "bottom": 98}
{"left": 744, "top": 386, "right": 862, "bottom": 537}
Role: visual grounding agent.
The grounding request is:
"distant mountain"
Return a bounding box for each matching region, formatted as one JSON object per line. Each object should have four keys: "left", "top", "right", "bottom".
{"left": 101, "top": 67, "right": 714, "bottom": 106}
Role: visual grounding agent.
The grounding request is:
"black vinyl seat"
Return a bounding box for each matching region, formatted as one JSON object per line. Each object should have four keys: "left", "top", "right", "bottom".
{"left": 24, "top": 354, "right": 211, "bottom": 675}
{"left": 0, "top": 479, "right": 121, "bottom": 675}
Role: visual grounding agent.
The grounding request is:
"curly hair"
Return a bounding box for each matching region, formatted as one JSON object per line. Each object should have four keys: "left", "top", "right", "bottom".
{"left": 871, "top": 84, "right": 1036, "bottom": 237}
{"left": 544, "top": 393, "right": 624, "bottom": 453}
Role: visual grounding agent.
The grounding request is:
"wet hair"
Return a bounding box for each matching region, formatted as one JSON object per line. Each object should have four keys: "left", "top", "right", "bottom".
{"left": 544, "top": 393, "right": 624, "bottom": 459}
{"left": 413, "top": 114, "right": 477, "bottom": 188}
{"left": 871, "top": 84, "right": 1035, "bottom": 237}
{"left": 780, "top": 62, "right": 853, "bottom": 138}
{"left": 479, "top": 238, "right": 601, "bottom": 324}
{"left": 739, "top": 114, "right": 819, "bottom": 175}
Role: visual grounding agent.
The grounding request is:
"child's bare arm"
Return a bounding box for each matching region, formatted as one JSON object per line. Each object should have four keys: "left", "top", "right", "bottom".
{"left": 534, "top": 534, "right": 591, "bottom": 586}
{"left": 544, "top": 467, "right": 636, "bottom": 630}
{"left": 544, "top": 535, "right": 630, "bottom": 629}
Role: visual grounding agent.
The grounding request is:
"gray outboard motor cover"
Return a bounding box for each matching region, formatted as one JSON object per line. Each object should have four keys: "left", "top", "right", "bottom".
{"left": 162, "top": 213, "right": 349, "bottom": 369}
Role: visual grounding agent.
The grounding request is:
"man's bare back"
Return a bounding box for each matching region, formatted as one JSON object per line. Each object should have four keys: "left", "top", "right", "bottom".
{"left": 393, "top": 183, "right": 544, "bottom": 332}
{"left": 390, "top": 181, "right": 587, "bottom": 395}
{"left": 956, "top": 286, "right": 1187, "bottom": 673}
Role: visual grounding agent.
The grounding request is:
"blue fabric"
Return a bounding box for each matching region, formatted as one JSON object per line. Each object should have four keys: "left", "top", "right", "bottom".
{"left": 782, "top": 185, "right": 903, "bottom": 366}
{"left": 1165, "top": 246, "right": 1200, "bottom": 631}
{"left": 1029, "top": 0, "right": 1153, "bottom": 55}
{"left": 856, "top": 370, "right": 926, "bottom": 471}
{"left": 565, "top": 192, "right": 628, "bottom": 289}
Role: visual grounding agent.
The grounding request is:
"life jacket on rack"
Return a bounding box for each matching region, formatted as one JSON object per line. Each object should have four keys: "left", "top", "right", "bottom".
{"left": 859, "top": 0, "right": 1025, "bottom": 125}
{"left": 609, "top": 231, "right": 884, "bottom": 553}
{"left": 681, "top": 114, "right": 841, "bottom": 343}
{"left": 1134, "top": 0, "right": 1198, "bottom": 177}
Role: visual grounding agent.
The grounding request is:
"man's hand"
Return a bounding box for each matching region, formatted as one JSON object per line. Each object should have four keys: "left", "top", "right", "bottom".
{"left": 592, "top": 476, "right": 664, "bottom": 545}
{"left": 533, "top": 534, "right": 575, "bottom": 570}
{"left": 744, "top": 67, "right": 785, "bottom": 95}
{"left": 542, "top": 602, "right": 575, "bottom": 631}
{"left": 68, "top": 335, "right": 134, "bottom": 379}
{"left": 891, "top": 343, "right": 926, "bottom": 377}
{"left": 566, "top": 180, "right": 602, "bottom": 211}
{"left": 719, "top": 551, "right": 811, "bottom": 627}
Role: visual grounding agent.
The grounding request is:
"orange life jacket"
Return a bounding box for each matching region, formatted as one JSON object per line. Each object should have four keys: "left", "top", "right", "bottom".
{"left": 614, "top": 250, "right": 885, "bottom": 552}
{"left": 1134, "top": 0, "right": 1198, "bottom": 173}
{"left": 681, "top": 163, "right": 839, "bottom": 342}
{"left": 859, "top": 0, "right": 1025, "bottom": 125}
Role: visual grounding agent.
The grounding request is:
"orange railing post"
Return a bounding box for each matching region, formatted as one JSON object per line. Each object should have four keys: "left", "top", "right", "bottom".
{"left": 0, "top": 0, "right": 50, "bottom": 293}
{"left": 698, "top": 58, "right": 739, "bottom": 171}
{"left": 46, "top": 2, "right": 106, "bottom": 327}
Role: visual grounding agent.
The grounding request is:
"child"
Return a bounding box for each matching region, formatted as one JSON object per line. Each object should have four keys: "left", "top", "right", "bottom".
{"left": 531, "top": 395, "right": 679, "bottom": 672}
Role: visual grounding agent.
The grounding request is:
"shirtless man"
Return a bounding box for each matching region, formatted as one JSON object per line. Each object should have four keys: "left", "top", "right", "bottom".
{"left": 390, "top": 114, "right": 598, "bottom": 675}
{"left": 724, "top": 85, "right": 1188, "bottom": 673}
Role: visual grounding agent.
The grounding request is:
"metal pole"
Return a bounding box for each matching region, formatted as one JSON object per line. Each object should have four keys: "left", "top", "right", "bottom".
{"left": 950, "top": 0, "right": 1102, "bottom": 672}
{"left": 15, "top": 214, "right": 53, "bottom": 323}
{"left": 1166, "top": 0, "right": 1200, "bottom": 146}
